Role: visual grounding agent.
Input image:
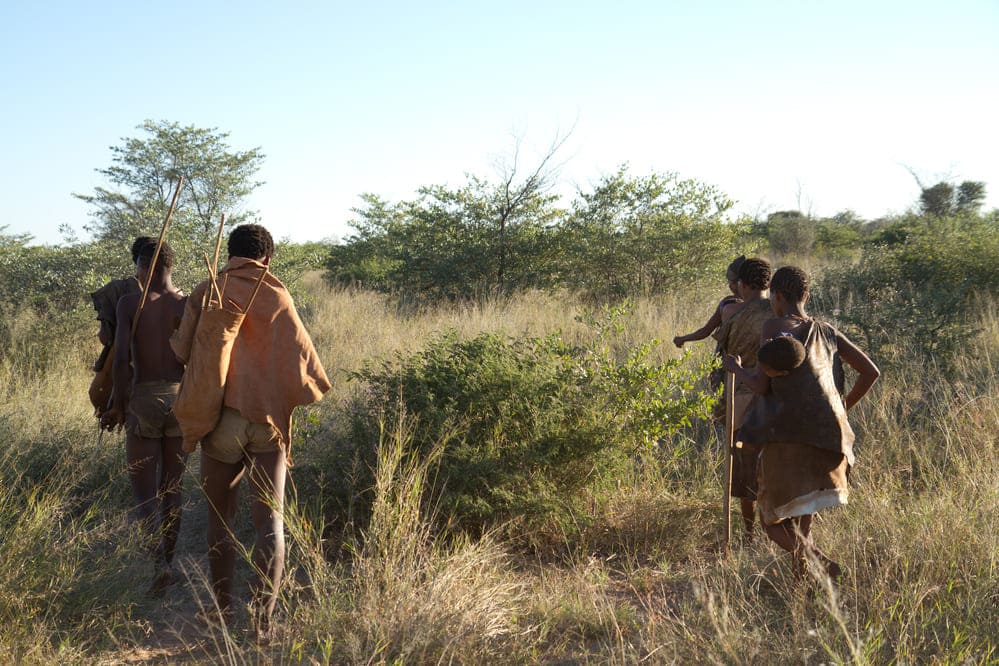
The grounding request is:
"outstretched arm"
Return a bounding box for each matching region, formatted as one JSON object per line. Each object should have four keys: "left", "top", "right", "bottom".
{"left": 837, "top": 335, "right": 880, "bottom": 410}
{"left": 673, "top": 308, "right": 722, "bottom": 348}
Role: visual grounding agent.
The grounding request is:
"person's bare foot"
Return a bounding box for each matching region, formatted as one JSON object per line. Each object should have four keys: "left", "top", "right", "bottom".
{"left": 823, "top": 559, "right": 843, "bottom": 581}
{"left": 254, "top": 617, "right": 273, "bottom": 646}
{"left": 147, "top": 565, "right": 176, "bottom": 597}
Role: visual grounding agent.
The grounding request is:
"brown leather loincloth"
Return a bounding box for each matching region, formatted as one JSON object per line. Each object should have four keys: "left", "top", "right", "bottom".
{"left": 757, "top": 441, "right": 849, "bottom": 524}
{"left": 201, "top": 406, "right": 282, "bottom": 464}
{"left": 128, "top": 381, "right": 182, "bottom": 438}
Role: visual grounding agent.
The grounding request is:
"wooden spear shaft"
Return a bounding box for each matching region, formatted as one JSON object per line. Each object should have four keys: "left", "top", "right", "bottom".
{"left": 211, "top": 213, "right": 226, "bottom": 273}
{"left": 723, "top": 371, "right": 735, "bottom": 554}
{"left": 130, "top": 176, "right": 184, "bottom": 337}
{"left": 101, "top": 176, "right": 183, "bottom": 420}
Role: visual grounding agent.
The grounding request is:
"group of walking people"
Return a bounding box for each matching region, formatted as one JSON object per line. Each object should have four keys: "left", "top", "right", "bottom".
{"left": 90, "top": 233, "right": 877, "bottom": 644}
{"left": 675, "top": 256, "right": 880, "bottom": 577}
{"left": 91, "top": 224, "right": 330, "bottom": 644}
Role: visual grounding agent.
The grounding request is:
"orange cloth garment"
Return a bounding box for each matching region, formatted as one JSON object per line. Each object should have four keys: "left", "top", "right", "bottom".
{"left": 174, "top": 257, "right": 331, "bottom": 452}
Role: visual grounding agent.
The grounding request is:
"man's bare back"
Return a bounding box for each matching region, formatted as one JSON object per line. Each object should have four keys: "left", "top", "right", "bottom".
{"left": 117, "top": 290, "right": 186, "bottom": 384}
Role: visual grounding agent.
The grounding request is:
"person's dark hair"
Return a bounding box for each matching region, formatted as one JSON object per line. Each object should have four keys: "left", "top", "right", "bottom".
{"left": 770, "top": 266, "right": 810, "bottom": 303}
{"left": 131, "top": 236, "right": 157, "bottom": 263}
{"left": 136, "top": 240, "right": 174, "bottom": 272}
{"left": 758, "top": 334, "right": 806, "bottom": 373}
{"left": 738, "top": 258, "right": 772, "bottom": 290}
{"left": 725, "top": 255, "right": 746, "bottom": 282}
{"left": 228, "top": 224, "right": 274, "bottom": 260}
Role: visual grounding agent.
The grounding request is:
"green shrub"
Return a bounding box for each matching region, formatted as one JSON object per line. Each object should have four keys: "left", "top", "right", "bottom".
{"left": 815, "top": 213, "right": 999, "bottom": 365}
{"left": 335, "top": 304, "right": 715, "bottom": 534}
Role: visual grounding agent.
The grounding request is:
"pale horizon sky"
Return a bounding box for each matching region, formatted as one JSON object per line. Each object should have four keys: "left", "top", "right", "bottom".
{"left": 2, "top": 1, "right": 997, "bottom": 245}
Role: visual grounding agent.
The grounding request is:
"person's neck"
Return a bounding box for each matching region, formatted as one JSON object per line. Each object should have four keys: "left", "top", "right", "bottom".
{"left": 742, "top": 287, "right": 766, "bottom": 302}
{"left": 229, "top": 255, "right": 270, "bottom": 266}
{"left": 144, "top": 273, "right": 174, "bottom": 292}
{"left": 782, "top": 304, "right": 808, "bottom": 319}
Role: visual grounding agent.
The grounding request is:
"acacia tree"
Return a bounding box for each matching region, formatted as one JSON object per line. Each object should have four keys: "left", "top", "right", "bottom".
{"left": 490, "top": 133, "right": 569, "bottom": 292}
{"left": 327, "top": 178, "right": 561, "bottom": 299}
{"left": 904, "top": 167, "right": 986, "bottom": 217}
{"left": 327, "top": 137, "right": 567, "bottom": 299}
{"left": 76, "top": 120, "right": 265, "bottom": 244}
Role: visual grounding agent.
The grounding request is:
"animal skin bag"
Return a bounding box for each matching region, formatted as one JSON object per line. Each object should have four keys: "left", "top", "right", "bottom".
{"left": 170, "top": 267, "right": 267, "bottom": 453}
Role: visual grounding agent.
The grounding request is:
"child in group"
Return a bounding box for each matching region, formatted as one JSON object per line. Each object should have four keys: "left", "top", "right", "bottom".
{"left": 756, "top": 333, "right": 806, "bottom": 377}
{"left": 723, "top": 266, "right": 880, "bottom": 579}
{"left": 673, "top": 255, "right": 746, "bottom": 350}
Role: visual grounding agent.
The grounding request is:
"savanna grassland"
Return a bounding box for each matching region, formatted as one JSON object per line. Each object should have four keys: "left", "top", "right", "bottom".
{"left": 1, "top": 129, "right": 997, "bottom": 663}
{"left": 0, "top": 261, "right": 996, "bottom": 664}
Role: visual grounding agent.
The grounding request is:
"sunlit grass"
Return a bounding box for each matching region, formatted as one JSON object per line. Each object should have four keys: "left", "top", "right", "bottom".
{"left": 0, "top": 282, "right": 995, "bottom": 663}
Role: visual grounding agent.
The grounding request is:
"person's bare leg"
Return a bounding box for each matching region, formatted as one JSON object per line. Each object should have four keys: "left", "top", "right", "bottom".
{"left": 149, "top": 437, "right": 187, "bottom": 595}
{"left": 246, "top": 448, "right": 286, "bottom": 643}
{"left": 740, "top": 499, "right": 756, "bottom": 540}
{"left": 763, "top": 515, "right": 806, "bottom": 575}
{"left": 201, "top": 452, "right": 244, "bottom": 621}
{"left": 793, "top": 515, "right": 842, "bottom": 579}
{"left": 126, "top": 430, "right": 160, "bottom": 550}
{"left": 158, "top": 436, "right": 186, "bottom": 564}
{"left": 763, "top": 515, "right": 841, "bottom": 579}
{"left": 763, "top": 517, "right": 797, "bottom": 552}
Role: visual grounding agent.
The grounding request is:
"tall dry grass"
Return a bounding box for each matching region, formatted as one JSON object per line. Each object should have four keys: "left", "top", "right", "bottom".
{"left": 280, "top": 416, "right": 530, "bottom": 664}
{"left": 0, "top": 279, "right": 995, "bottom": 663}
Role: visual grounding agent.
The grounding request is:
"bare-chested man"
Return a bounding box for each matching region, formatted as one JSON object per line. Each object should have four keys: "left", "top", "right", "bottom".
{"left": 101, "top": 240, "right": 187, "bottom": 594}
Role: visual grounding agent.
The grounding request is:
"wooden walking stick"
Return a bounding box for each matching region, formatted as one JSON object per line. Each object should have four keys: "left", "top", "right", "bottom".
{"left": 130, "top": 175, "right": 184, "bottom": 337}
{"left": 722, "top": 370, "right": 735, "bottom": 554}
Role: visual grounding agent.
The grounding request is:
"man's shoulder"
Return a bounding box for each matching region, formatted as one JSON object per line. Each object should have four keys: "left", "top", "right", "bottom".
{"left": 91, "top": 276, "right": 139, "bottom": 302}
{"left": 731, "top": 297, "right": 770, "bottom": 322}
{"left": 117, "top": 290, "right": 141, "bottom": 309}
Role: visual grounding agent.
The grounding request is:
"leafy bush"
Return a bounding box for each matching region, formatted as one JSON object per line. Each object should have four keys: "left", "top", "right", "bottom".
{"left": 556, "top": 167, "right": 746, "bottom": 298}
{"left": 336, "top": 305, "right": 715, "bottom": 533}
{"left": 815, "top": 213, "right": 999, "bottom": 364}
{"left": 0, "top": 228, "right": 329, "bottom": 371}
{"left": 326, "top": 167, "right": 749, "bottom": 300}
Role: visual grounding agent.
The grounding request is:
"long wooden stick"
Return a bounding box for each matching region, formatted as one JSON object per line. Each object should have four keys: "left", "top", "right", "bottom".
{"left": 100, "top": 178, "right": 183, "bottom": 422}
{"left": 244, "top": 265, "right": 269, "bottom": 312}
{"left": 722, "top": 371, "right": 735, "bottom": 554}
{"left": 130, "top": 176, "right": 184, "bottom": 337}
{"left": 203, "top": 253, "right": 222, "bottom": 306}
{"left": 211, "top": 213, "right": 226, "bottom": 272}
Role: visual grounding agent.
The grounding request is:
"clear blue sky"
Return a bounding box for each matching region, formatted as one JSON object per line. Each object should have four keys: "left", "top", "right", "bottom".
{"left": 2, "top": 1, "right": 997, "bottom": 244}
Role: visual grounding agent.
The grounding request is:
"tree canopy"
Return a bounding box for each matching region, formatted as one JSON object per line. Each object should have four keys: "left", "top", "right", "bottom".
{"left": 327, "top": 165, "right": 747, "bottom": 300}
{"left": 75, "top": 120, "right": 264, "bottom": 245}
